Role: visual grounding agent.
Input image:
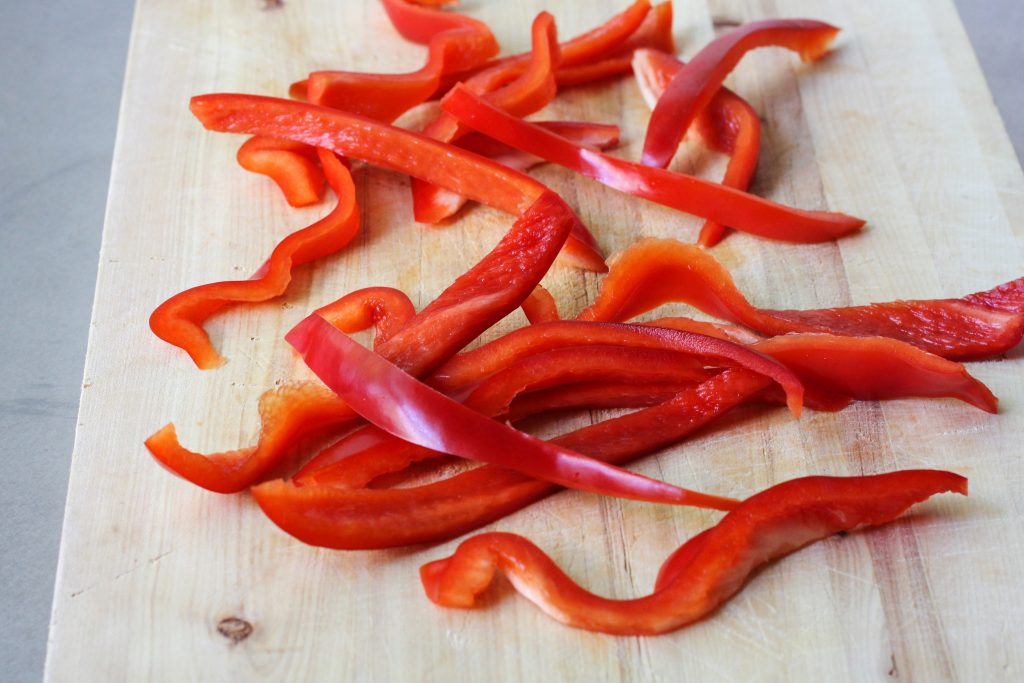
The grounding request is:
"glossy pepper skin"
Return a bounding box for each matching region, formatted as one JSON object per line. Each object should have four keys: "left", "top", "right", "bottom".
{"left": 147, "top": 188, "right": 585, "bottom": 492}
{"left": 633, "top": 48, "right": 761, "bottom": 247}
{"left": 149, "top": 149, "right": 359, "bottom": 370}
{"left": 441, "top": 85, "right": 865, "bottom": 244}
{"left": 287, "top": 313, "right": 741, "bottom": 509}
{"left": 420, "top": 470, "right": 967, "bottom": 635}
{"left": 189, "top": 93, "right": 607, "bottom": 271}
{"left": 641, "top": 19, "right": 840, "bottom": 169}
{"left": 251, "top": 368, "right": 771, "bottom": 549}
{"left": 236, "top": 137, "right": 326, "bottom": 207}
{"left": 578, "top": 237, "right": 1024, "bottom": 361}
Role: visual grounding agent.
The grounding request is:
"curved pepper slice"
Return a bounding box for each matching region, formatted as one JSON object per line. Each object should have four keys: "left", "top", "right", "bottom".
{"left": 190, "top": 93, "right": 607, "bottom": 271}
{"left": 149, "top": 149, "right": 359, "bottom": 369}
{"left": 148, "top": 186, "right": 583, "bottom": 490}
{"left": 236, "top": 137, "right": 326, "bottom": 207}
{"left": 252, "top": 368, "right": 770, "bottom": 549}
{"left": 633, "top": 48, "right": 761, "bottom": 247}
{"left": 292, "top": 0, "right": 499, "bottom": 121}
{"left": 315, "top": 286, "right": 417, "bottom": 347}
{"left": 521, "top": 285, "right": 560, "bottom": 324}
{"left": 420, "top": 470, "right": 966, "bottom": 635}
{"left": 287, "top": 313, "right": 739, "bottom": 509}
{"left": 578, "top": 238, "right": 1024, "bottom": 361}
{"left": 641, "top": 19, "right": 840, "bottom": 168}
{"left": 441, "top": 85, "right": 864, "bottom": 244}
{"left": 411, "top": 11, "right": 562, "bottom": 223}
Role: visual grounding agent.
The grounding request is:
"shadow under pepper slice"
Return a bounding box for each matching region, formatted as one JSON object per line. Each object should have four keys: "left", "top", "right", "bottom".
{"left": 420, "top": 470, "right": 967, "bottom": 635}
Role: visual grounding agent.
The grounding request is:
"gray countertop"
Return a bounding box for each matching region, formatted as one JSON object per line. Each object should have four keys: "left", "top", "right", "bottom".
{"left": 1, "top": 1, "right": 1020, "bottom": 680}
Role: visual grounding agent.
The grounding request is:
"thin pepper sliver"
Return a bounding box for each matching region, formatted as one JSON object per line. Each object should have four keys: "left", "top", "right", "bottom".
{"left": 578, "top": 238, "right": 1024, "bottom": 361}
{"left": 641, "top": 18, "right": 840, "bottom": 169}
{"left": 420, "top": 470, "right": 966, "bottom": 635}
{"left": 440, "top": 84, "right": 865, "bottom": 244}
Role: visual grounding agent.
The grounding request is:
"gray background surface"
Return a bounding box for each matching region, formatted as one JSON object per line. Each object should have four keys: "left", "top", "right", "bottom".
{"left": 0, "top": 1, "right": 1019, "bottom": 680}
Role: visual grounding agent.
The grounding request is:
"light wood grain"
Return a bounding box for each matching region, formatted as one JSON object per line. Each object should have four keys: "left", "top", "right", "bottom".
{"left": 46, "top": 0, "right": 1024, "bottom": 680}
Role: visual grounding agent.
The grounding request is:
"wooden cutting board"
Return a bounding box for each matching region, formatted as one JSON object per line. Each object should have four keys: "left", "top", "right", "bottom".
{"left": 45, "top": 0, "right": 1024, "bottom": 680}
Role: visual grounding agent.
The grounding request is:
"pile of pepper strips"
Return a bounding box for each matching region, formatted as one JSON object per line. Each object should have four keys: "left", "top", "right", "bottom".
{"left": 145, "top": 0, "right": 1023, "bottom": 635}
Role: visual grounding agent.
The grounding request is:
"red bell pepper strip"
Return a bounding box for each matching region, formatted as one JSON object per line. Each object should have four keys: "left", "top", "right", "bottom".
{"left": 236, "top": 137, "right": 326, "bottom": 207}
{"left": 420, "top": 470, "right": 966, "bottom": 635}
{"left": 411, "top": 11, "right": 562, "bottom": 223}
{"left": 287, "top": 312, "right": 739, "bottom": 508}
{"left": 422, "top": 121, "right": 620, "bottom": 225}
{"left": 314, "top": 286, "right": 417, "bottom": 347}
{"left": 641, "top": 19, "right": 840, "bottom": 169}
{"left": 252, "top": 368, "right": 770, "bottom": 549}
{"left": 441, "top": 85, "right": 865, "bottom": 244}
{"left": 578, "top": 238, "right": 1024, "bottom": 361}
{"left": 633, "top": 48, "right": 761, "bottom": 247}
{"left": 521, "top": 285, "right": 560, "bottom": 324}
{"left": 149, "top": 181, "right": 585, "bottom": 491}
{"left": 149, "top": 149, "right": 359, "bottom": 370}
{"left": 553, "top": 1, "right": 676, "bottom": 87}
{"left": 190, "top": 93, "right": 607, "bottom": 271}
{"left": 292, "top": 0, "right": 499, "bottom": 121}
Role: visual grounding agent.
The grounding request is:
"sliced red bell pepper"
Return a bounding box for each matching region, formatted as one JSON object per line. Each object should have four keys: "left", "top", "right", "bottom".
{"left": 633, "top": 48, "right": 761, "bottom": 247}
{"left": 252, "top": 368, "right": 770, "bottom": 548}
{"left": 411, "top": 11, "right": 562, "bottom": 223}
{"left": 236, "top": 136, "right": 326, "bottom": 207}
{"left": 553, "top": 1, "right": 675, "bottom": 87}
{"left": 286, "top": 312, "right": 739, "bottom": 508}
{"left": 149, "top": 149, "right": 359, "bottom": 370}
{"left": 149, "top": 181, "right": 584, "bottom": 491}
{"left": 641, "top": 19, "right": 840, "bottom": 169}
{"left": 521, "top": 285, "right": 560, "bottom": 324}
{"left": 292, "top": 0, "right": 499, "bottom": 121}
{"left": 578, "top": 238, "right": 1024, "bottom": 361}
{"left": 190, "top": 93, "right": 607, "bottom": 271}
{"left": 314, "top": 286, "right": 417, "bottom": 347}
{"left": 420, "top": 470, "right": 966, "bottom": 634}
{"left": 420, "top": 121, "right": 620, "bottom": 223}
{"left": 441, "top": 85, "right": 864, "bottom": 244}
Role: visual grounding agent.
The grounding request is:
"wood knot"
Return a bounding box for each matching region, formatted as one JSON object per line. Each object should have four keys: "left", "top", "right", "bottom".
{"left": 217, "top": 617, "right": 254, "bottom": 643}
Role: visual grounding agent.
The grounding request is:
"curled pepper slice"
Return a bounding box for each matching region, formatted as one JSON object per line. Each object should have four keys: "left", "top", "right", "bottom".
{"left": 641, "top": 19, "right": 839, "bottom": 168}
{"left": 236, "top": 137, "right": 326, "bottom": 207}
{"left": 441, "top": 85, "right": 864, "bottom": 244}
{"left": 420, "top": 470, "right": 967, "bottom": 634}
{"left": 150, "top": 149, "right": 359, "bottom": 369}
{"left": 578, "top": 238, "right": 1024, "bottom": 361}
{"left": 287, "top": 313, "right": 739, "bottom": 509}
{"left": 633, "top": 48, "right": 761, "bottom": 247}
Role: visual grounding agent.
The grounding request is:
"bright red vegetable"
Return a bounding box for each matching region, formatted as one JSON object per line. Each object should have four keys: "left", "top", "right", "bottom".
{"left": 252, "top": 368, "right": 771, "bottom": 548}
{"left": 633, "top": 48, "right": 761, "bottom": 247}
{"left": 641, "top": 19, "right": 840, "bottom": 169}
{"left": 150, "top": 149, "right": 359, "bottom": 369}
{"left": 420, "top": 470, "right": 967, "bottom": 634}
{"left": 189, "top": 93, "right": 607, "bottom": 271}
{"left": 236, "top": 137, "right": 326, "bottom": 207}
{"left": 441, "top": 85, "right": 865, "bottom": 244}
{"left": 578, "top": 238, "right": 1024, "bottom": 361}
{"left": 287, "top": 312, "right": 739, "bottom": 508}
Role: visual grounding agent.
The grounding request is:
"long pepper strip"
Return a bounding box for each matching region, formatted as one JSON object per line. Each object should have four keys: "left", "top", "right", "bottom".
{"left": 148, "top": 188, "right": 583, "bottom": 491}
{"left": 633, "top": 48, "right": 761, "bottom": 247}
{"left": 150, "top": 149, "right": 359, "bottom": 369}
{"left": 578, "top": 238, "right": 1024, "bottom": 361}
{"left": 441, "top": 85, "right": 864, "bottom": 244}
{"left": 252, "top": 369, "right": 770, "bottom": 549}
{"left": 421, "top": 471, "right": 966, "bottom": 635}
{"left": 287, "top": 313, "right": 738, "bottom": 508}
{"left": 642, "top": 19, "right": 839, "bottom": 168}
{"left": 190, "top": 93, "right": 607, "bottom": 271}
{"left": 236, "top": 137, "right": 326, "bottom": 207}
